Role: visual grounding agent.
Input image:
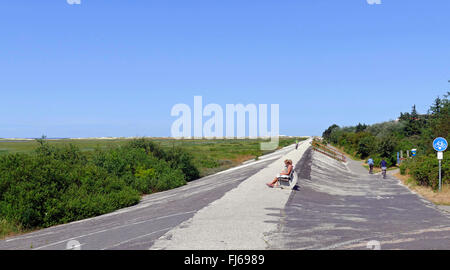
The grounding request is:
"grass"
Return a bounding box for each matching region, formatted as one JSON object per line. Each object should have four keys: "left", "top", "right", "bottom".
{"left": 0, "top": 137, "right": 306, "bottom": 177}
{"left": 0, "top": 139, "right": 131, "bottom": 154}
{"left": 394, "top": 172, "right": 450, "bottom": 205}
{"left": 0, "top": 219, "right": 25, "bottom": 239}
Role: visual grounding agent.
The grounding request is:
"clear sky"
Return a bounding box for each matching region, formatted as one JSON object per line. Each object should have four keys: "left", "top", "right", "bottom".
{"left": 1, "top": 0, "right": 449, "bottom": 138}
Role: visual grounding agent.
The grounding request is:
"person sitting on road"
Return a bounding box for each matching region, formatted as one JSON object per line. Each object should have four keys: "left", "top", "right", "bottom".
{"left": 367, "top": 158, "right": 374, "bottom": 174}
{"left": 266, "top": 159, "right": 293, "bottom": 188}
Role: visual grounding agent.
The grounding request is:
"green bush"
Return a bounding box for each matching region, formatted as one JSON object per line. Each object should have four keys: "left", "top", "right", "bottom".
{"left": 377, "top": 136, "right": 396, "bottom": 160}
{"left": 399, "top": 162, "right": 407, "bottom": 175}
{"left": 404, "top": 155, "right": 449, "bottom": 189}
{"left": 165, "top": 147, "right": 200, "bottom": 181}
{"left": 126, "top": 139, "right": 199, "bottom": 182}
{"left": 357, "top": 135, "right": 375, "bottom": 159}
{"left": 0, "top": 139, "right": 194, "bottom": 230}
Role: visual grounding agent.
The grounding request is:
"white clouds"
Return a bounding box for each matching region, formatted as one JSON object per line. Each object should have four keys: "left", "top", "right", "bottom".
{"left": 367, "top": 0, "right": 382, "bottom": 4}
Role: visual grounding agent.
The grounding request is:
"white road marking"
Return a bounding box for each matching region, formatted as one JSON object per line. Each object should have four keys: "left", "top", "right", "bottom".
{"left": 101, "top": 227, "right": 172, "bottom": 250}
{"left": 6, "top": 231, "right": 55, "bottom": 242}
{"left": 32, "top": 211, "right": 196, "bottom": 250}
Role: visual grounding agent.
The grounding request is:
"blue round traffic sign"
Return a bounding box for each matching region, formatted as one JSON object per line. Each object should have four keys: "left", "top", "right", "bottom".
{"left": 433, "top": 137, "right": 448, "bottom": 152}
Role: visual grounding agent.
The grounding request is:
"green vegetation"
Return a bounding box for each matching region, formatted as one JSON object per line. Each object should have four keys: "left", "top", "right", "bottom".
{"left": 323, "top": 92, "right": 449, "bottom": 190}
{"left": 0, "top": 219, "right": 23, "bottom": 239}
{"left": 0, "top": 139, "right": 192, "bottom": 230}
{"left": 0, "top": 137, "right": 305, "bottom": 177}
{"left": 0, "top": 136, "right": 304, "bottom": 238}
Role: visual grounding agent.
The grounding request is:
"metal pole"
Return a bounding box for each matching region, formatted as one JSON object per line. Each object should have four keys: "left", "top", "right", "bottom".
{"left": 439, "top": 160, "right": 442, "bottom": 191}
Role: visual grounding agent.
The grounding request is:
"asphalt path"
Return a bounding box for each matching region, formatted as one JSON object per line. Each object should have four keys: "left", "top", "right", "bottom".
{"left": 268, "top": 148, "right": 450, "bottom": 250}
{"left": 150, "top": 139, "right": 311, "bottom": 250}
{"left": 0, "top": 142, "right": 300, "bottom": 250}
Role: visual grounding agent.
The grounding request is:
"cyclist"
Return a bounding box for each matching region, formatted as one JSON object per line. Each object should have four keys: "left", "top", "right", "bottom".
{"left": 367, "top": 158, "right": 374, "bottom": 174}
{"left": 380, "top": 159, "right": 388, "bottom": 179}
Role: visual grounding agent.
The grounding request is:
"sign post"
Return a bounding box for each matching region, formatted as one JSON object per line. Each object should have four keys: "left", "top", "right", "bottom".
{"left": 433, "top": 137, "right": 448, "bottom": 191}
{"left": 440, "top": 158, "right": 442, "bottom": 191}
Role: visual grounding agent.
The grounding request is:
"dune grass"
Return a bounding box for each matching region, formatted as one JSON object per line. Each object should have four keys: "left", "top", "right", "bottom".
{"left": 0, "top": 219, "right": 25, "bottom": 239}
{"left": 394, "top": 172, "right": 450, "bottom": 205}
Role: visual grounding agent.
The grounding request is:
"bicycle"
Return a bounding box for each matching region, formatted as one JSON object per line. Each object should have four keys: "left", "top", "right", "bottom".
{"left": 381, "top": 167, "right": 387, "bottom": 179}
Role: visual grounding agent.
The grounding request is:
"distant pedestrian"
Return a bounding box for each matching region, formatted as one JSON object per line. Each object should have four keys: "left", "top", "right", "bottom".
{"left": 367, "top": 158, "right": 374, "bottom": 174}
{"left": 295, "top": 139, "right": 299, "bottom": 150}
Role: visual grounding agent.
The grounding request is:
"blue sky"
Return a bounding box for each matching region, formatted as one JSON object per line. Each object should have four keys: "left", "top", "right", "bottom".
{"left": 0, "top": 0, "right": 449, "bottom": 138}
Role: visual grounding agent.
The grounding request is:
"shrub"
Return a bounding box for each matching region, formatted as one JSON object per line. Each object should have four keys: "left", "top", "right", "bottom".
{"left": 357, "top": 135, "right": 376, "bottom": 159}
{"left": 403, "top": 155, "right": 449, "bottom": 189}
{"left": 0, "top": 138, "right": 194, "bottom": 230}
{"left": 165, "top": 147, "right": 200, "bottom": 182}
{"left": 194, "top": 156, "right": 220, "bottom": 169}
{"left": 399, "top": 162, "right": 407, "bottom": 175}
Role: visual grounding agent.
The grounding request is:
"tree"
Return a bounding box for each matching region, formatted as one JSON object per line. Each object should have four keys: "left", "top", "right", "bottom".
{"left": 322, "top": 124, "right": 339, "bottom": 141}
{"left": 399, "top": 112, "right": 410, "bottom": 121}
{"left": 403, "top": 105, "right": 422, "bottom": 136}
{"left": 411, "top": 104, "right": 418, "bottom": 119}
{"left": 377, "top": 136, "right": 397, "bottom": 164}
{"left": 356, "top": 123, "right": 368, "bottom": 133}
{"left": 430, "top": 93, "right": 450, "bottom": 138}
{"left": 429, "top": 96, "right": 442, "bottom": 115}
{"left": 357, "top": 135, "right": 375, "bottom": 158}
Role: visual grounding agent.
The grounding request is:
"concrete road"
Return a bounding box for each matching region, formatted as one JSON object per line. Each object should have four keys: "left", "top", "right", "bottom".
{"left": 150, "top": 139, "right": 311, "bottom": 250}
{"left": 268, "top": 148, "right": 450, "bottom": 250}
{"left": 0, "top": 141, "right": 303, "bottom": 250}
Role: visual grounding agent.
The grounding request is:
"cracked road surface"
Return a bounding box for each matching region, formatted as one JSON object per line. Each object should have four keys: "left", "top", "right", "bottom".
{"left": 268, "top": 148, "right": 450, "bottom": 250}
